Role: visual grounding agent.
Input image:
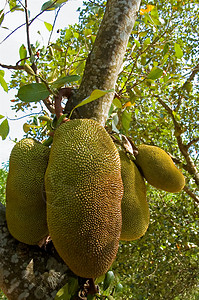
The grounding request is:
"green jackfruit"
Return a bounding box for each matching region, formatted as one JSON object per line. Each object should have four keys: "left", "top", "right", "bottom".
{"left": 45, "top": 119, "right": 123, "bottom": 278}
{"left": 6, "top": 138, "right": 50, "bottom": 245}
{"left": 135, "top": 144, "right": 185, "bottom": 192}
{"left": 119, "top": 151, "right": 149, "bottom": 241}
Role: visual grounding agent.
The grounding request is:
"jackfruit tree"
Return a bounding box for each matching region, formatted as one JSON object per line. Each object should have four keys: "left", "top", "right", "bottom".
{"left": 0, "top": 0, "right": 198, "bottom": 299}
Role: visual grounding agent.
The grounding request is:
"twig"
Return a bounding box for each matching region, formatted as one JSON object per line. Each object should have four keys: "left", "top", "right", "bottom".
{"left": 0, "top": 0, "right": 62, "bottom": 45}
{"left": 183, "top": 186, "right": 199, "bottom": 204}
{"left": 47, "top": 6, "right": 62, "bottom": 47}
{"left": 0, "top": 63, "right": 24, "bottom": 70}
{"left": 187, "top": 138, "right": 199, "bottom": 149}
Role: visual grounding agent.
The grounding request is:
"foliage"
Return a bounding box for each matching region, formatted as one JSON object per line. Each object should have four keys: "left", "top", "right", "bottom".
{"left": 112, "top": 186, "right": 199, "bottom": 299}
{"left": 0, "top": 165, "right": 8, "bottom": 206}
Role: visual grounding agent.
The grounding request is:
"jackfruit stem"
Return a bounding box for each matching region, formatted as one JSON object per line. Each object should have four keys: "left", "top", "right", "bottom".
{"left": 87, "top": 278, "right": 99, "bottom": 295}
{"left": 54, "top": 88, "right": 72, "bottom": 121}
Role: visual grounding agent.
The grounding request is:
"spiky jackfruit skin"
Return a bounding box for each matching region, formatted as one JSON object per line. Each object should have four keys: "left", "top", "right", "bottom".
{"left": 6, "top": 138, "right": 50, "bottom": 245}
{"left": 135, "top": 144, "right": 185, "bottom": 192}
{"left": 45, "top": 119, "right": 123, "bottom": 278}
{"left": 119, "top": 151, "right": 149, "bottom": 241}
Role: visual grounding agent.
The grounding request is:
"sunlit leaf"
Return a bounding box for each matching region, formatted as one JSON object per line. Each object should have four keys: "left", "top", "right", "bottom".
{"left": 9, "top": 0, "right": 16, "bottom": 11}
{"left": 44, "top": 21, "right": 53, "bottom": 32}
{"left": 54, "top": 283, "right": 70, "bottom": 300}
{"left": 0, "top": 115, "right": 4, "bottom": 120}
{"left": 0, "top": 119, "right": 9, "bottom": 140}
{"left": 0, "top": 13, "right": 4, "bottom": 25}
{"left": 41, "top": 0, "right": 68, "bottom": 11}
{"left": 112, "top": 97, "right": 122, "bottom": 108}
{"left": 174, "top": 43, "right": 183, "bottom": 59}
{"left": 147, "top": 67, "right": 163, "bottom": 80}
{"left": 122, "top": 110, "right": 132, "bottom": 133}
{"left": 19, "top": 44, "right": 27, "bottom": 63}
{"left": 0, "top": 75, "right": 8, "bottom": 92}
{"left": 17, "top": 83, "right": 50, "bottom": 102}
{"left": 41, "top": 1, "right": 56, "bottom": 11}
{"left": 69, "top": 89, "right": 114, "bottom": 118}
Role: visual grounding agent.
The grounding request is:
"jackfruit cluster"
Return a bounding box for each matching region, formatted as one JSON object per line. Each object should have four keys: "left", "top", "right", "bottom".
{"left": 6, "top": 138, "right": 50, "bottom": 245}
{"left": 135, "top": 144, "right": 185, "bottom": 193}
{"left": 5, "top": 116, "right": 185, "bottom": 279}
{"left": 45, "top": 119, "right": 123, "bottom": 278}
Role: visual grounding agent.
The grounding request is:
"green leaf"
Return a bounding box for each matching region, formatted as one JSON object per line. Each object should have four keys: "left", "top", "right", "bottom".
{"left": 147, "top": 67, "right": 163, "bottom": 80}
{"left": 41, "top": 0, "right": 67, "bottom": 11}
{"left": 174, "top": 43, "right": 183, "bottom": 59}
{"left": 68, "top": 277, "right": 79, "bottom": 295}
{"left": 0, "top": 13, "right": 4, "bottom": 26}
{"left": 115, "top": 283, "right": 123, "bottom": 293}
{"left": 134, "top": 39, "right": 140, "bottom": 48}
{"left": 41, "top": 1, "right": 55, "bottom": 11}
{"left": 9, "top": 0, "right": 16, "bottom": 10}
{"left": 122, "top": 110, "right": 132, "bottom": 133}
{"left": 0, "top": 115, "right": 4, "bottom": 120}
{"left": 51, "top": 75, "right": 80, "bottom": 89}
{"left": 163, "top": 43, "right": 169, "bottom": 55}
{"left": 0, "top": 75, "right": 8, "bottom": 92}
{"left": 112, "top": 98, "right": 122, "bottom": 108}
{"left": 56, "top": 0, "right": 68, "bottom": 4}
{"left": 17, "top": 83, "right": 50, "bottom": 102}
{"left": 143, "top": 37, "right": 151, "bottom": 48}
{"left": 19, "top": 44, "right": 27, "bottom": 63}
{"left": 0, "top": 119, "right": 9, "bottom": 140}
{"left": 54, "top": 283, "right": 70, "bottom": 300}
{"left": 103, "top": 271, "right": 115, "bottom": 291}
{"left": 44, "top": 21, "right": 53, "bottom": 32}
{"left": 69, "top": 89, "right": 114, "bottom": 118}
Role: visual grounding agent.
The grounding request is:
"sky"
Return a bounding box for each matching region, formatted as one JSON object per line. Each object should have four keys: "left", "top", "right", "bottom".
{"left": 0, "top": 0, "right": 83, "bottom": 167}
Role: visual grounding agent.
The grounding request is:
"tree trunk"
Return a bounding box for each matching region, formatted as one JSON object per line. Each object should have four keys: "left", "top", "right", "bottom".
{"left": 66, "top": 0, "right": 141, "bottom": 126}
{"left": 0, "top": 0, "right": 141, "bottom": 299}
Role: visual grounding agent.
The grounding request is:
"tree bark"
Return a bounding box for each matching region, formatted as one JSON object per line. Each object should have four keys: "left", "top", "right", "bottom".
{"left": 0, "top": 0, "right": 141, "bottom": 298}
{"left": 65, "top": 0, "right": 141, "bottom": 126}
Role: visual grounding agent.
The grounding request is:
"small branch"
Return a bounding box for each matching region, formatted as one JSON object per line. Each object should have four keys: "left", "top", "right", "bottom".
{"left": 183, "top": 186, "right": 199, "bottom": 204}
{"left": 47, "top": 6, "right": 62, "bottom": 46}
{"left": 24, "top": 0, "right": 31, "bottom": 57}
{"left": 187, "top": 137, "right": 199, "bottom": 149}
{"left": 175, "top": 60, "right": 199, "bottom": 111}
{"left": 0, "top": 0, "right": 61, "bottom": 45}
{"left": 154, "top": 95, "right": 199, "bottom": 186}
{"left": 0, "top": 63, "right": 24, "bottom": 70}
{"left": 54, "top": 88, "right": 72, "bottom": 120}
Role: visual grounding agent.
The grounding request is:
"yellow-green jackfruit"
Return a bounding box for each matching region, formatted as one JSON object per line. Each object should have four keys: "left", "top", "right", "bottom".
{"left": 135, "top": 144, "right": 185, "bottom": 192}
{"left": 119, "top": 151, "right": 149, "bottom": 241}
{"left": 6, "top": 138, "right": 50, "bottom": 245}
{"left": 45, "top": 119, "right": 123, "bottom": 278}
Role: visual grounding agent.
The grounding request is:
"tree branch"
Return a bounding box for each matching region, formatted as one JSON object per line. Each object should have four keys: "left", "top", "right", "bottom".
{"left": 183, "top": 186, "right": 199, "bottom": 204}
{"left": 0, "top": 63, "right": 24, "bottom": 70}
{"left": 66, "top": 0, "right": 141, "bottom": 125}
{"left": 154, "top": 95, "right": 199, "bottom": 186}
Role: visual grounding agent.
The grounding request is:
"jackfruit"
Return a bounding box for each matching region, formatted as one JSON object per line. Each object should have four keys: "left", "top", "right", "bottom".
{"left": 119, "top": 151, "right": 149, "bottom": 241}
{"left": 6, "top": 138, "right": 50, "bottom": 245}
{"left": 135, "top": 144, "right": 185, "bottom": 192}
{"left": 45, "top": 119, "right": 123, "bottom": 278}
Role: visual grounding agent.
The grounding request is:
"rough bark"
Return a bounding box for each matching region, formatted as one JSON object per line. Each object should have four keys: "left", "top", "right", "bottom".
{"left": 65, "top": 0, "right": 141, "bottom": 126}
{"left": 0, "top": 203, "right": 69, "bottom": 300}
{"left": 0, "top": 0, "right": 141, "bottom": 299}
